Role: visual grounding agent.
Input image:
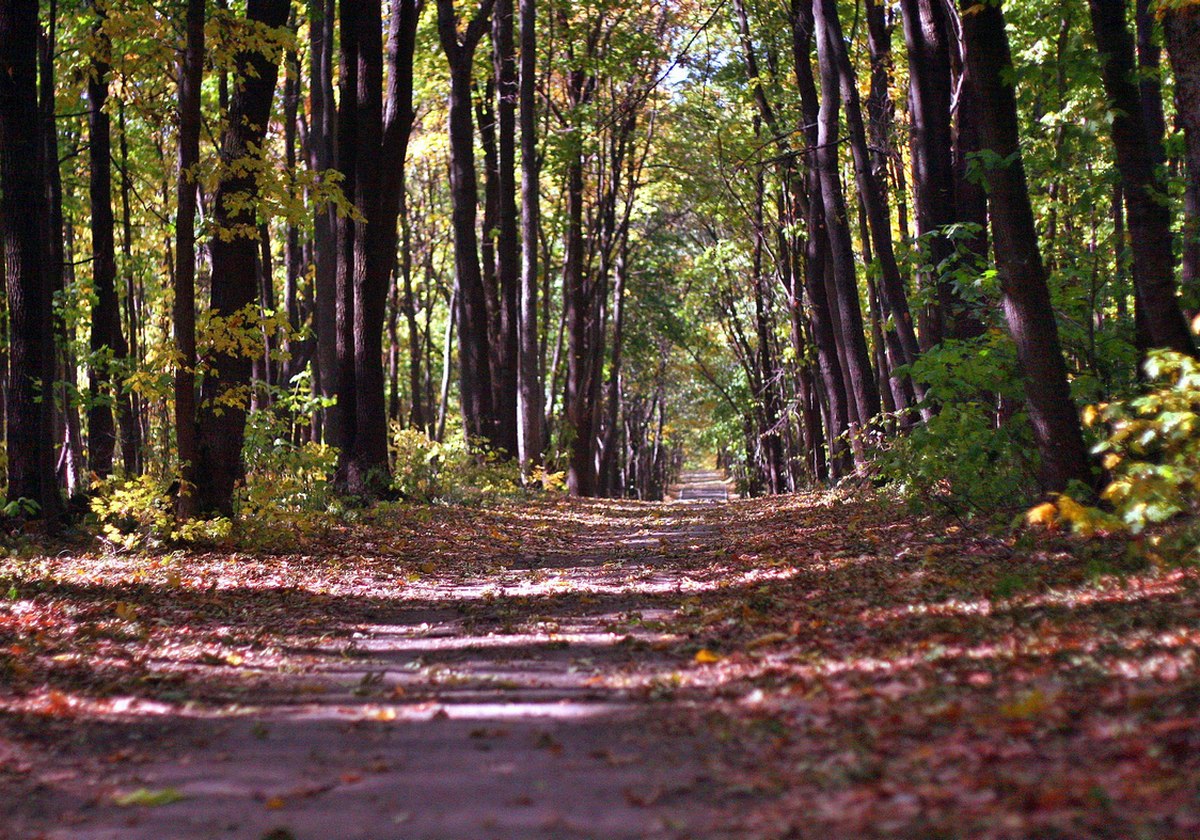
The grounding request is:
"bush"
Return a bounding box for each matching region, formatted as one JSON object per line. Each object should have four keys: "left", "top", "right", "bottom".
{"left": 89, "top": 475, "right": 232, "bottom": 551}
{"left": 878, "top": 334, "right": 1040, "bottom": 513}
{"left": 392, "top": 426, "right": 560, "bottom": 505}
{"left": 1086, "top": 350, "right": 1200, "bottom": 542}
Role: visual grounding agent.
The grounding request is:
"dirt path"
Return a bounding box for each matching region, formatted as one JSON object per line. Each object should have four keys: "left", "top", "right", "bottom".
{"left": 3, "top": 472, "right": 750, "bottom": 840}
{"left": 5, "top": 476, "right": 1200, "bottom": 839}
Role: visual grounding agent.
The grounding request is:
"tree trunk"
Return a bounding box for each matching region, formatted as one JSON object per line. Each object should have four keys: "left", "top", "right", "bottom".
{"left": 1088, "top": 0, "right": 1195, "bottom": 356}
{"left": 174, "top": 0, "right": 204, "bottom": 518}
{"left": 86, "top": 2, "right": 132, "bottom": 479}
{"left": 493, "top": 0, "right": 521, "bottom": 458}
{"left": 437, "top": 0, "right": 498, "bottom": 448}
{"left": 308, "top": 0, "right": 338, "bottom": 443}
{"left": 898, "top": 0, "right": 957, "bottom": 346}
{"left": 816, "top": 0, "right": 920, "bottom": 402}
{"left": 1163, "top": 5, "right": 1200, "bottom": 316}
{"left": 790, "top": 0, "right": 851, "bottom": 478}
{"left": 516, "top": 0, "right": 544, "bottom": 472}
{"left": 813, "top": 0, "right": 881, "bottom": 431}
{"left": 194, "top": 0, "right": 290, "bottom": 515}
{"left": 0, "top": 0, "right": 62, "bottom": 518}
{"left": 960, "top": 0, "right": 1093, "bottom": 493}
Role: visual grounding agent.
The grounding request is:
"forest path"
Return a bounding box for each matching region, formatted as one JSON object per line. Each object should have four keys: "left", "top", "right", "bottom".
{"left": 5, "top": 473, "right": 755, "bottom": 840}
{"left": 6, "top": 480, "right": 1200, "bottom": 839}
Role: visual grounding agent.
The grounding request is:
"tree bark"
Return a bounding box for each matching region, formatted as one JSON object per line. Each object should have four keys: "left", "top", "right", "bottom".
{"left": 1, "top": 0, "right": 61, "bottom": 518}
{"left": 1088, "top": 0, "right": 1195, "bottom": 356}
{"left": 437, "top": 0, "right": 498, "bottom": 448}
{"left": 194, "top": 0, "right": 290, "bottom": 515}
{"left": 308, "top": 0, "right": 338, "bottom": 443}
{"left": 173, "top": 0, "right": 204, "bottom": 518}
{"left": 516, "top": 0, "right": 544, "bottom": 472}
{"left": 816, "top": 0, "right": 920, "bottom": 401}
{"left": 1163, "top": 4, "right": 1200, "bottom": 317}
{"left": 960, "top": 0, "right": 1093, "bottom": 493}
{"left": 898, "top": 0, "right": 957, "bottom": 346}
{"left": 790, "top": 0, "right": 851, "bottom": 477}
{"left": 86, "top": 2, "right": 132, "bottom": 479}
{"left": 813, "top": 0, "right": 881, "bottom": 430}
{"left": 334, "top": 0, "right": 421, "bottom": 496}
{"left": 492, "top": 0, "right": 521, "bottom": 458}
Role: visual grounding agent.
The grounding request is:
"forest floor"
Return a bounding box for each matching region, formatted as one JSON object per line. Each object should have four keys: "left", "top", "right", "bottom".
{"left": 1, "top": 471, "right": 1199, "bottom": 839}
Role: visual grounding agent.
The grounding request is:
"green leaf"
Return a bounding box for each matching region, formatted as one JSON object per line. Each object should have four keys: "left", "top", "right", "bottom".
{"left": 113, "top": 787, "right": 187, "bottom": 807}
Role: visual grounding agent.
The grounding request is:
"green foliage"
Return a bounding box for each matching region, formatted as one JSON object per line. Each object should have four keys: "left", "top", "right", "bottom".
{"left": 391, "top": 428, "right": 560, "bottom": 505}
{"left": 89, "top": 476, "right": 233, "bottom": 551}
{"left": 879, "top": 335, "right": 1040, "bottom": 513}
{"left": 1087, "top": 350, "right": 1200, "bottom": 546}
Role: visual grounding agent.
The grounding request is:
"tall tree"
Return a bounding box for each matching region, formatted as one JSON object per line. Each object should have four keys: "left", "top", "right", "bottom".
{"left": 0, "top": 0, "right": 61, "bottom": 518}
{"left": 86, "top": 1, "right": 135, "bottom": 478}
{"left": 335, "top": 0, "right": 423, "bottom": 495}
{"left": 1163, "top": 2, "right": 1200, "bottom": 312}
{"left": 436, "top": 0, "right": 498, "bottom": 448}
{"left": 1088, "top": 0, "right": 1195, "bottom": 356}
{"left": 308, "top": 0, "right": 338, "bottom": 442}
{"left": 960, "top": 0, "right": 1092, "bottom": 493}
{"left": 813, "top": 0, "right": 881, "bottom": 431}
{"left": 491, "top": 0, "right": 520, "bottom": 457}
{"left": 516, "top": 0, "right": 543, "bottom": 472}
{"left": 193, "top": 0, "right": 291, "bottom": 515}
{"left": 174, "top": 0, "right": 204, "bottom": 518}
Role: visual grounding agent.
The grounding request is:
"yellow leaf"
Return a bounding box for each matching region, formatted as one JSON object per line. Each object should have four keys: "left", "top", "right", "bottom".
{"left": 1000, "top": 688, "right": 1048, "bottom": 720}
{"left": 694, "top": 648, "right": 721, "bottom": 664}
{"left": 418, "top": 562, "right": 436, "bottom": 574}
{"left": 265, "top": 796, "right": 285, "bottom": 810}
{"left": 115, "top": 601, "right": 138, "bottom": 622}
{"left": 1025, "top": 502, "right": 1057, "bottom": 529}
{"left": 745, "top": 632, "right": 788, "bottom": 650}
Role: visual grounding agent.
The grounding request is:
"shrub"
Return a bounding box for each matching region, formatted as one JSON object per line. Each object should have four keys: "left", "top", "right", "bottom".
{"left": 878, "top": 334, "right": 1040, "bottom": 514}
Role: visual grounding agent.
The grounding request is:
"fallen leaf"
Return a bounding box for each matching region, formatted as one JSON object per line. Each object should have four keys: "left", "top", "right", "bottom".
{"left": 114, "top": 787, "right": 186, "bottom": 807}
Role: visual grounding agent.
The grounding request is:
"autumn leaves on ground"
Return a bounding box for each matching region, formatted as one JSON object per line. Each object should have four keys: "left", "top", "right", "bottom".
{"left": 2, "top": 477, "right": 1199, "bottom": 839}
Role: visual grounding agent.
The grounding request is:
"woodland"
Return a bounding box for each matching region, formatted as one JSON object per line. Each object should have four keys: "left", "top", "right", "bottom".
{"left": 1, "top": 0, "right": 1200, "bottom": 836}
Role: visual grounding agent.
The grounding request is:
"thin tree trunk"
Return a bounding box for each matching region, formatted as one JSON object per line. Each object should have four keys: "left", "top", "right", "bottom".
{"left": 174, "top": 0, "right": 204, "bottom": 517}
{"left": 516, "top": 0, "right": 544, "bottom": 472}
{"left": 813, "top": 0, "right": 881, "bottom": 431}
{"left": 493, "top": 0, "right": 521, "bottom": 458}
{"left": 86, "top": 2, "right": 131, "bottom": 479}
{"left": 437, "top": 0, "right": 498, "bottom": 448}
{"left": 309, "top": 0, "right": 337, "bottom": 443}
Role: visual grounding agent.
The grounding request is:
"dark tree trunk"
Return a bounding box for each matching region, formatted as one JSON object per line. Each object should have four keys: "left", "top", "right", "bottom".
{"left": 86, "top": 3, "right": 132, "bottom": 479}
{"left": 492, "top": 0, "right": 521, "bottom": 458}
{"left": 174, "top": 0, "right": 204, "bottom": 518}
{"left": 517, "top": 0, "right": 544, "bottom": 471}
{"left": 308, "top": 0, "right": 337, "bottom": 443}
{"left": 116, "top": 101, "right": 143, "bottom": 474}
{"left": 437, "top": 0, "right": 498, "bottom": 448}
{"left": 790, "top": 0, "right": 851, "bottom": 477}
{"left": 813, "top": 0, "right": 881, "bottom": 431}
{"left": 1088, "top": 0, "right": 1195, "bottom": 356}
{"left": 333, "top": 0, "right": 421, "bottom": 496}
{"left": 194, "top": 0, "right": 290, "bottom": 515}
{"left": 0, "top": 0, "right": 61, "bottom": 518}
{"left": 563, "top": 146, "right": 595, "bottom": 495}
{"left": 1163, "top": 5, "right": 1200, "bottom": 315}
{"left": 960, "top": 0, "right": 1093, "bottom": 493}
{"left": 816, "top": 0, "right": 920, "bottom": 402}
{"left": 898, "top": 0, "right": 957, "bottom": 346}
{"left": 40, "top": 1, "right": 85, "bottom": 496}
